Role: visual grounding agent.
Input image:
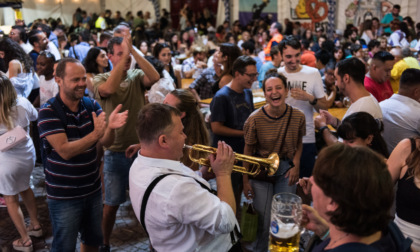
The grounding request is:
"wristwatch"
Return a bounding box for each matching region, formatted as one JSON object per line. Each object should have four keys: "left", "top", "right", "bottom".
{"left": 309, "top": 97, "right": 318, "bottom": 105}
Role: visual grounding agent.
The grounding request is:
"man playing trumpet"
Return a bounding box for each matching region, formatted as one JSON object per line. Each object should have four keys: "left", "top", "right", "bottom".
{"left": 129, "top": 103, "right": 241, "bottom": 251}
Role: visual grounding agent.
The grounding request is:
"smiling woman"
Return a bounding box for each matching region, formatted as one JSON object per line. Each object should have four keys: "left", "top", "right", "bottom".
{"left": 83, "top": 47, "right": 111, "bottom": 97}
{"left": 242, "top": 69, "right": 306, "bottom": 251}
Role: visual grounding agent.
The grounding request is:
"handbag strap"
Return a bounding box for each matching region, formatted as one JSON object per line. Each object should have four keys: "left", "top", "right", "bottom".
{"left": 140, "top": 173, "right": 241, "bottom": 245}
{"left": 278, "top": 105, "right": 293, "bottom": 156}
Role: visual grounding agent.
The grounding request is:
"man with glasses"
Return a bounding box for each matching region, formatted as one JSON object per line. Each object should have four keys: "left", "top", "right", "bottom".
{"left": 278, "top": 35, "right": 328, "bottom": 178}
{"left": 210, "top": 55, "right": 256, "bottom": 213}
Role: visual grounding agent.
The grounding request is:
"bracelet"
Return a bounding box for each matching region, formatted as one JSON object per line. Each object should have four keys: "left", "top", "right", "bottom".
{"left": 320, "top": 229, "right": 330, "bottom": 240}
{"left": 319, "top": 126, "right": 329, "bottom": 134}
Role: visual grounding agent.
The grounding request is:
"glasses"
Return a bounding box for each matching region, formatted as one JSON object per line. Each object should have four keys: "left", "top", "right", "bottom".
{"left": 39, "top": 51, "right": 55, "bottom": 58}
{"left": 243, "top": 72, "right": 259, "bottom": 78}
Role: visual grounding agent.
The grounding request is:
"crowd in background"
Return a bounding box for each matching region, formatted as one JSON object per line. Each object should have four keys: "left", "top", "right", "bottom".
{"left": 0, "top": 2, "right": 420, "bottom": 252}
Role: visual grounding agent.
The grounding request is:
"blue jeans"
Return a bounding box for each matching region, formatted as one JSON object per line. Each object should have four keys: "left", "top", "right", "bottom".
{"left": 103, "top": 150, "right": 135, "bottom": 206}
{"left": 299, "top": 143, "right": 317, "bottom": 178}
{"left": 249, "top": 159, "right": 297, "bottom": 252}
{"left": 47, "top": 190, "right": 103, "bottom": 252}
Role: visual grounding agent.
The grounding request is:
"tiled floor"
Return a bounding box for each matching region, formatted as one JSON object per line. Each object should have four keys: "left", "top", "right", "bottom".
{"left": 0, "top": 165, "right": 150, "bottom": 252}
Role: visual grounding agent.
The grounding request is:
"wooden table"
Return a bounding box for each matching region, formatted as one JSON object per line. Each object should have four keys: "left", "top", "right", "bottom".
{"left": 314, "top": 107, "right": 348, "bottom": 131}
{"left": 182, "top": 78, "right": 194, "bottom": 89}
{"left": 200, "top": 89, "right": 267, "bottom": 109}
{"left": 326, "top": 108, "right": 348, "bottom": 120}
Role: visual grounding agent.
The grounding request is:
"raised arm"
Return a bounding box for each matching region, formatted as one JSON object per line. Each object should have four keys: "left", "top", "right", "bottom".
{"left": 97, "top": 37, "right": 131, "bottom": 98}
{"left": 129, "top": 38, "right": 160, "bottom": 88}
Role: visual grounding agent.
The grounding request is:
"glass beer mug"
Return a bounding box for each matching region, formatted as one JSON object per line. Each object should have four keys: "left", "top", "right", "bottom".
{"left": 269, "top": 193, "right": 302, "bottom": 252}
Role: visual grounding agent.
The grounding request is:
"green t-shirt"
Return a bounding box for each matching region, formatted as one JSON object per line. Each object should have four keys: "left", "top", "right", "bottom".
{"left": 93, "top": 69, "right": 145, "bottom": 152}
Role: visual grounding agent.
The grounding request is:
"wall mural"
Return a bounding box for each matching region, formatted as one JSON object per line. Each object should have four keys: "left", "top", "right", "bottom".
{"left": 238, "top": 0, "right": 278, "bottom": 26}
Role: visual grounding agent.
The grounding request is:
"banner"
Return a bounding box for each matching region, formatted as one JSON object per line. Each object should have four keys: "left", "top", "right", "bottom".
{"left": 238, "top": 0, "right": 277, "bottom": 27}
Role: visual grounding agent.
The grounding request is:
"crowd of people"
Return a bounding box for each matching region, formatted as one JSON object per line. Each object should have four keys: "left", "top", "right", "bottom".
{"left": 0, "top": 3, "right": 420, "bottom": 252}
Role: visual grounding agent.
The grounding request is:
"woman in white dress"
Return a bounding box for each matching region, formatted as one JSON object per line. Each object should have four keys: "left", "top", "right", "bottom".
{"left": 0, "top": 75, "right": 42, "bottom": 252}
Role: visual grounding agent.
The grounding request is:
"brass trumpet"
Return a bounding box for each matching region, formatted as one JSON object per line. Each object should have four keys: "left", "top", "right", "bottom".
{"left": 184, "top": 144, "right": 279, "bottom": 176}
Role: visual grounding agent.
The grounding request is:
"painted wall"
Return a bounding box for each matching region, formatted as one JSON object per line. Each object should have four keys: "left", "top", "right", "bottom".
{"left": 1, "top": 0, "right": 419, "bottom": 32}
{"left": 229, "top": 0, "right": 420, "bottom": 31}
{"left": 0, "top": 0, "right": 155, "bottom": 26}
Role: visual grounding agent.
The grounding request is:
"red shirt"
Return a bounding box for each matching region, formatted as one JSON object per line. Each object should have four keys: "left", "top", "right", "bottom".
{"left": 301, "top": 50, "right": 316, "bottom": 68}
{"left": 364, "top": 75, "right": 393, "bottom": 102}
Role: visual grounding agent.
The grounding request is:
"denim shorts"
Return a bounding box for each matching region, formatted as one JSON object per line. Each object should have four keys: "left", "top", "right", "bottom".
{"left": 47, "top": 190, "right": 103, "bottom": 252}
{"left": 103, "top": 150, "right": 135, "bottom": 206}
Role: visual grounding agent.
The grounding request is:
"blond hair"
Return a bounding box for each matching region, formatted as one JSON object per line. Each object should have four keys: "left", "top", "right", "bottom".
{"left": 0, "top": 74, "right": 17, "bottom": 130}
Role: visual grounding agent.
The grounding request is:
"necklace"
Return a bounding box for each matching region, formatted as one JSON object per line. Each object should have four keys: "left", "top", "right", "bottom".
{"left": 326, "top": 233, "right": 350, "bottom": 249}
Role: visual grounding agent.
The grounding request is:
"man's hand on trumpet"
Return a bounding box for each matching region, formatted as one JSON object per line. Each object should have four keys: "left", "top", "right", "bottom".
{"left": 209, "top": 141, "right": 235, "bottom": 177}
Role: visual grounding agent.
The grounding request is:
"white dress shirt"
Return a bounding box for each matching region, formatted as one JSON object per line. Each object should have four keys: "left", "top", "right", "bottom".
{"left": 129, "top": 153, "right": 238, "bottom": 252}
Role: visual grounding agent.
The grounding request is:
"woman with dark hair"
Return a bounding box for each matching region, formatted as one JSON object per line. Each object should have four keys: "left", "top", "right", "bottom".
{"left": 212, "top": 43, "right": 242, "bottom": 94}
{"left": 225, "top": 32, "right": 236, "bottom": 44}
{"left": 0, "top": 75, "right": 42, "bottom": 252}
{"left": 163, "top": 89, "right": 210, "bottom": 169}
{"left": 337, "top": 111, "right": 389, "bottom": 158}
{"left": 168, "top": 33, "right": 180, "bottom": 56}
{"left": 0, "top": 38, "right": 38, "bottom": 102}
{"left": 242, "top": 70, "right": 305, "bottom": 251}
{"left": 153, "top": 43, "right": 181, "bottom": 88}
{"left": 303, "top": 28, "right": 314, "bottom": 43}
{"left": 139, "top": 40, "right": 150, "bottom": 56}
{"left": 333, "top": 46, "right": 345, "bottom": 64}
{"left": 83, "top": 47, "right": 110, "bottom": 97}
{"left": 144, "top": 55, "right": 175, "bottom": 103}
{"left": 387, "top": 136, "right": 420, "bottom": 250}
{"left": 360, "top": 19, "right": 375, "bottom": 45}
{"left": 178, "top": 30, "right": 191, "bottom": 55}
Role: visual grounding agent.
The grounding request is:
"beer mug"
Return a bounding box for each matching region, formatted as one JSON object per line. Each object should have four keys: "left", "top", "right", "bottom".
{"left": 269, "top": 193, "right": 302, "bottom": 252}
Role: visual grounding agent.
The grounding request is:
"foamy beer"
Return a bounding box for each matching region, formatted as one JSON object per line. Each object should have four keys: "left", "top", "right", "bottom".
{"left": 269, "top": 193, "right": 302, "bottom": 252}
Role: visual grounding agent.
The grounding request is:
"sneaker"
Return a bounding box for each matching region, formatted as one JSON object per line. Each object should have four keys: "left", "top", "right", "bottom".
{"left": 99, "top": 244, "right": 110, "bottom": 252}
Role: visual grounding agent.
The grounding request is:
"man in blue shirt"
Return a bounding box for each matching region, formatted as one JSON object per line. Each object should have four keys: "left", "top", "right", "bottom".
{"left": 210, "top": 55, "right": 256, "bottom": 212}
{"left": 69, "top": 29, "right": 92, "bottom": 63}
{"left": 38, "top": 58, "right": 127, "bottom": 252}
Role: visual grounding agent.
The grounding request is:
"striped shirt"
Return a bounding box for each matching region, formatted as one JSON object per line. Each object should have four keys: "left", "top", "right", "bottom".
{"left": 244, "top": 105, "right": 306, "bottom": 159}
{"left": 38, "top": 96, "right": 102, "bottom": 200}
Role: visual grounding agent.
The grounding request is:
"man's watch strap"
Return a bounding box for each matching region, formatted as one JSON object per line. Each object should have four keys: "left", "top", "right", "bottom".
{"left": 310, "top": 97, "right": 318, "bottom": 105}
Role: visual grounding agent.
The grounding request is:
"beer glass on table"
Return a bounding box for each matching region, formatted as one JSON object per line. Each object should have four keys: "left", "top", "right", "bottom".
{"left": 269, "top": 193, "right": 302, "bottom": 252}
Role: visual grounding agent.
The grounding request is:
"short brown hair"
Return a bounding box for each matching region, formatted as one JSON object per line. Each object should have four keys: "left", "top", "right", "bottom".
{"left": 55, "top": 58, "right": 81, "bottom": 78}
{"left": 136, "top": 103, "right": 181, "bottom": 144}
{"left": 313, "top": 144, "right": 393, "bottom": 236}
